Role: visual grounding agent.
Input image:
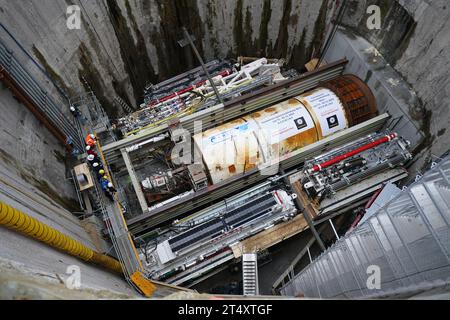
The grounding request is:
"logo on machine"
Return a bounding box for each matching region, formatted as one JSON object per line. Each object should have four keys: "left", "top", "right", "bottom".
{"left": 294, "top": 117, "right": 307, "bottom": 130}
{"left": 326, "top": 115, "right": 339, "bottom": 129}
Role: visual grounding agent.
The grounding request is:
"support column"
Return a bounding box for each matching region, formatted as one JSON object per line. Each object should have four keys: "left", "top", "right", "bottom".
{"left": 121, "top": 149, "right": 149, "bottom": 214}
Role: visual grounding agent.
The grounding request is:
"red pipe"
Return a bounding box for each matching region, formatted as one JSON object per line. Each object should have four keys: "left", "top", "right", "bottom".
{"left": 365, "top": 186, "right": 384, "bottom": 209}
{"left": 148, "top": 69, "right": 231, "bottom": 106}
{"left": 310, "top": 133, "right": 397, "bottom": 172}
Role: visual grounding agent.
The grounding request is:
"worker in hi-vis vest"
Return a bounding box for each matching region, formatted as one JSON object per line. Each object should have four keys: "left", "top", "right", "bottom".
{"left": 85, "top": 133, "right": 96, "bottom": 147}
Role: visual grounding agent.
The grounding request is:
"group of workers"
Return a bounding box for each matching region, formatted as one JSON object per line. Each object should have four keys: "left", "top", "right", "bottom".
{"left": 85, "top": 134, "right": 117, "bottom": 201}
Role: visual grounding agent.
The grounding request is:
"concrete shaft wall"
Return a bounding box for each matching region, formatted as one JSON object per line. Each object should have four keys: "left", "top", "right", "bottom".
{"left": 0, "top": 84, "right": 77, "bottom": 203}
{"left": 341, "top": 0, "right": 450, "bottom": 170}
{"left": 0, "top": 0, "right": 332, "bottom": 118}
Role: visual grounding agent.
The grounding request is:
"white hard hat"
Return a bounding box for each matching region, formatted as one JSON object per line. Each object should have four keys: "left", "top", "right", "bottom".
{"left": 90, "top": 134, "right": 95, "bottom": 139}
{"left": 93, "top": 162, "right": 99, "bottom": 167}
{"left": 86, "top": 145, "right": 91, "bottom": 151}
{"left": 87, "top": 154, "right": 94, "bottom": 161}
{"left": 70, "top": 106, "right": 75, "bottom": 111}
{"left": 108, "top": 182, "right": 113, "bottom": 188}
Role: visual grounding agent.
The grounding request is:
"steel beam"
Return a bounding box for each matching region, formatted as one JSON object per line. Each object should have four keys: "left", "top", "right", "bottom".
{"left": 290, "top": 180, "right": 326, "bottom": 250}
{"left": 121, "top": 149, "right": 149, "bottom": 214}
{"left": 271, "top": 224, "right": 328, "bottom": 294}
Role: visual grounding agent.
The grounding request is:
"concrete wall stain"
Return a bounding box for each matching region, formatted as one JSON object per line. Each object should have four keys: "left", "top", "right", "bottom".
{"left": 258, "top": 0, "right": 272, "bottom": 57}
{"left": 271, "top": 0, "right": 292, "bottom": 59}
{"left": 20, "top": 171, "right": 80, "bottom": 212}
{"left": 106, "top": 0, "right": 157, "bottom": 105}
{"left": 150, "top": 0, "right": 206, "bottom": 81}
{"left": 206, "top": 1, "right": 219, "bottom": 58}
{"left": 243, "top": 5, "right": 256, "bottom": 56}
{"left": 52, "top": 150, "right": 66, "bottom": 164}
{"left": 288, "top": 29, "right": 308, "bottom": 71}
{"left": 233, "top": 0, "right": 244, "bottom": 56}
{"left": 288, "top": 0, "right": 328, "bottom": 70}
{"left": 78, "top": 42, "right": 117, "bottom": 119}
{"left": 3, "top": 1, "right": 332, "bottom": 113}
{"left": 31, "top": 46, "right": 74, "bottom": 97}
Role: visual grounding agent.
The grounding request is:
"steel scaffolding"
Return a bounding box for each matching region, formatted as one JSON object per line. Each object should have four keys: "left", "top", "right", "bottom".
{"left": 280, "top": 153, "right": 450, "bottom": 298}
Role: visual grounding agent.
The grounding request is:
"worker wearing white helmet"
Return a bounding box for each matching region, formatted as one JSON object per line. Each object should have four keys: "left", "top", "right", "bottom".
{"left": 107, "top": 182, "right": 117, "bottom": 193}
{"left": 86, "top": 145, "right": 98, "bottom": 157}
{"left": 70, "top": 106, "right": 87, "bottom": 124}
{"left": 99, "top": 176, "right": 114, "bottom": 201}
{"left": 87, "top": 154, "right": 100, "bottom": 166}
{"left": 92, "top": 161, "right": 103, "bottom": 170}
{"left": 69, "top": 106, "right": 80, "bottom": 117}
{"left": 93, "top": 164, "right": 105, "bottom": 178}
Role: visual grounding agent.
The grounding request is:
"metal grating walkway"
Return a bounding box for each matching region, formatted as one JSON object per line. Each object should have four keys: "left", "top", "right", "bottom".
{"left": 280, "top": 153, "right": 450, "bottom": 298}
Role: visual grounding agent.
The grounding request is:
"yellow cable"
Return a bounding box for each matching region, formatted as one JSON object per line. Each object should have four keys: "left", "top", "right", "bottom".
{"left": 0, "top": 201, "right": 122, "bottom": 273}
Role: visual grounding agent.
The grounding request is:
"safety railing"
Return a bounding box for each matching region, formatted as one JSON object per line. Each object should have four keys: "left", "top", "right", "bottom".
{"left": 280, "top": 153, "right": 450, "bottom": 298}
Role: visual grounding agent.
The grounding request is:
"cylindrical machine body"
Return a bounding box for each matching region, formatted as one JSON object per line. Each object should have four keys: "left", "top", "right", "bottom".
{"left": 193, "top": 75, "right": 378, "bottom": 184}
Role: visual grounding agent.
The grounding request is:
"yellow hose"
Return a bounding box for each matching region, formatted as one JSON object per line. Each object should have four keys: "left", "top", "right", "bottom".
{"left": 0, "top": 201, "right": 122, "bottom": 274}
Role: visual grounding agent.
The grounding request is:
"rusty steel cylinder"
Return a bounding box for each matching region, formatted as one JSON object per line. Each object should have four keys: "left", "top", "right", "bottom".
{"left": 193, "top": 75, "right": 378, "bottom": 184}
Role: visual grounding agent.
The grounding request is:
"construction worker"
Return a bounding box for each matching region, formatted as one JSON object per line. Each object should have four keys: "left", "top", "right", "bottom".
{"left": 86, "top": 145, "right": 98, "bottom": 158}
{"left": 100, "top": 175, "right": 109, "bottom": 189}
{"left": 107, "top": 181, "right": 117, "bottom": 194}
{"left": 70, "top": 106, "right": 87, "bottom": 125}
{"left": 92, "top": 163, "right": 105, "bottom": 178}
{"left": 69, "top": 105, "right": 81, "bottom": 117}
{"left": 92, "top": 161, "right": 104, "bottom": 171}
{"left": 100, "top": 176, "right": 114, "bottom": 201}
{"left": 111, "top": 121, "right": 124, "bottom": 140}
{"left": 85, "top": 133, "right": 96, "bottom": 147}
{"left": 98, "top": 169, "right": 105, "bottom": 178}
{"left": 65, "top": 136, "right": 80, "bottom": 156}
{"left": 86, "top": 154, "right": 100, "bottom": 166}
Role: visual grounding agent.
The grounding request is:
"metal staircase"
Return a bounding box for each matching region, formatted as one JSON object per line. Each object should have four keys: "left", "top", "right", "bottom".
{"left": 242, "top": 253, "right": 259, "bottom": 296}
{"left": 114, "top": 96, "right": 134, "bottom": 114}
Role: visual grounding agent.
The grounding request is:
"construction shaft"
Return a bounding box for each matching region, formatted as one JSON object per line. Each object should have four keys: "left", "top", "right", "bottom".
{"left": 0, "top": 200, "right": 123, "bottom": 274}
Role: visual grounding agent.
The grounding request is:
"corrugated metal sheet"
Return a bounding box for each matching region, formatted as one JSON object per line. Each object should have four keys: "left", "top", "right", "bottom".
{"left": 280, "top": 154, "right": 450, "bottom": 298}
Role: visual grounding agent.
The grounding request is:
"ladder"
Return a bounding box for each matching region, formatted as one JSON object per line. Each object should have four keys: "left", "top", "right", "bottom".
{"left": 242, "top": 253, "right": 259, "bottom": 296}
{"left": 114, "top": 96, "right": 134, "bottom": 114}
